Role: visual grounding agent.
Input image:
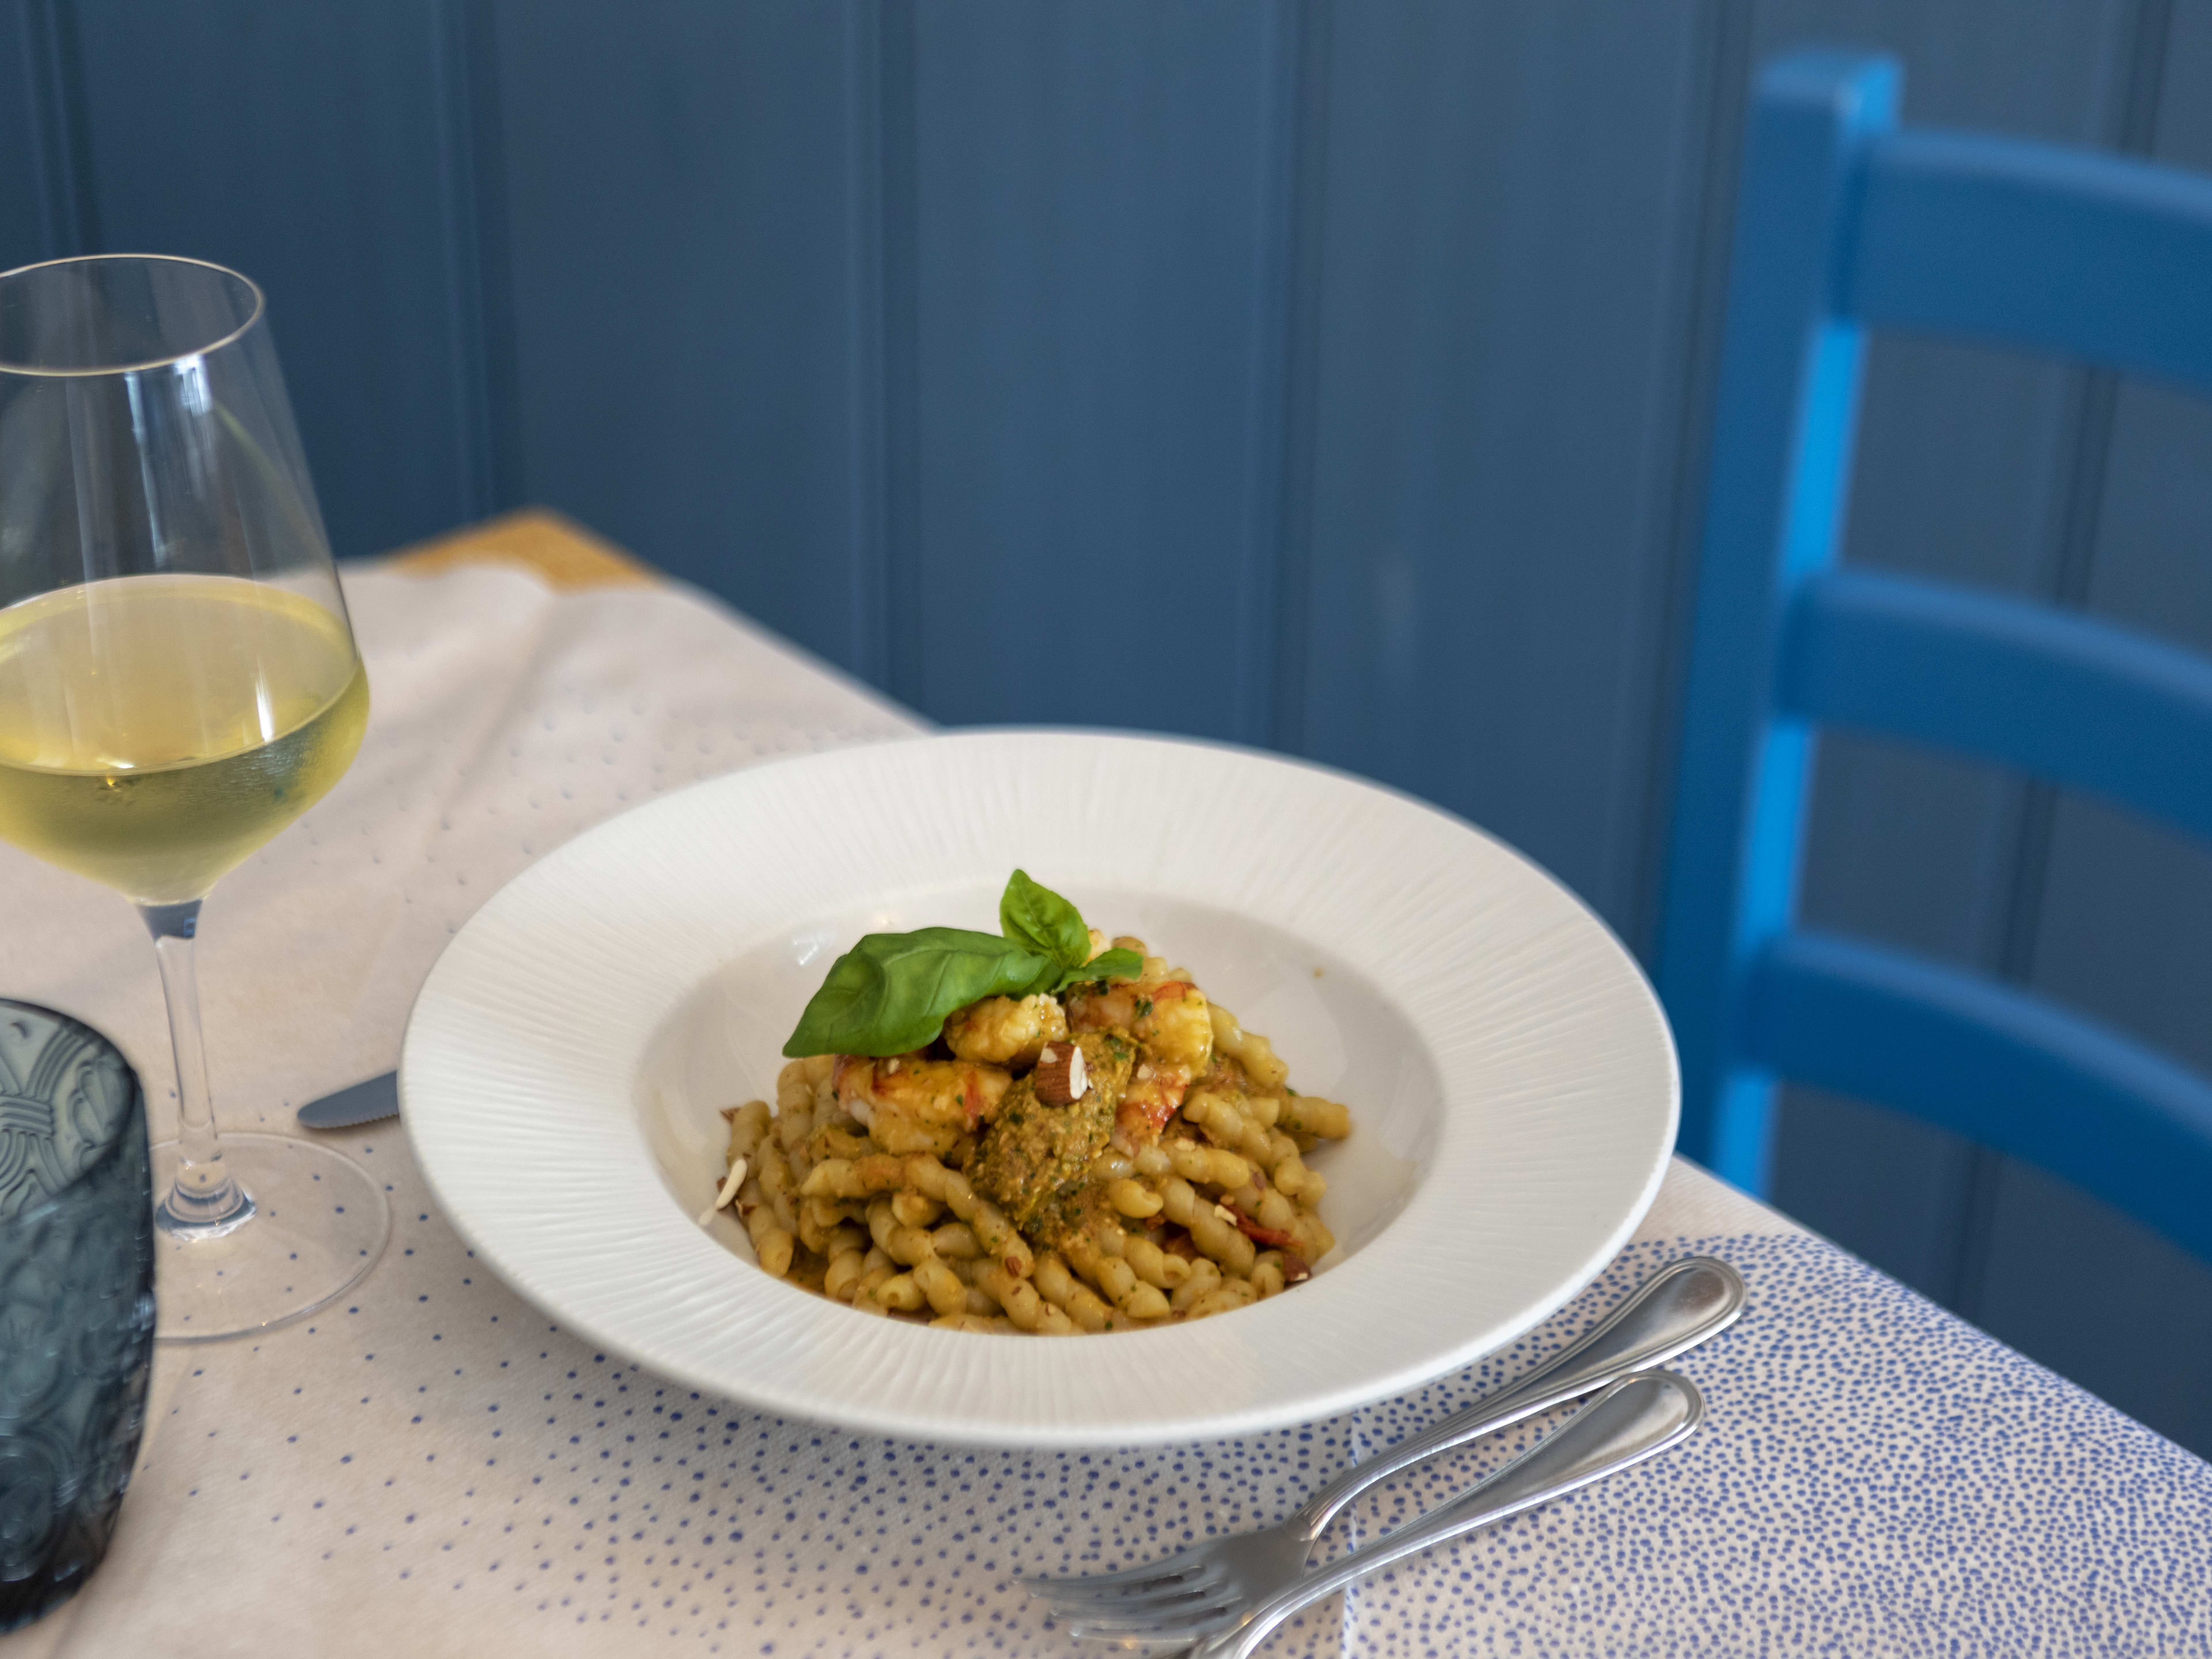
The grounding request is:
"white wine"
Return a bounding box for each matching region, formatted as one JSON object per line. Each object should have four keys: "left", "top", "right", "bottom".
{"left": 0, "top": 574, "right": 369, "bottom": 904}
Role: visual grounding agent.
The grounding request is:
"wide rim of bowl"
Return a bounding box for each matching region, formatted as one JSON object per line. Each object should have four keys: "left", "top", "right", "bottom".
{"left": 402, "top": 729, "right": 1677, "bottom": 1448}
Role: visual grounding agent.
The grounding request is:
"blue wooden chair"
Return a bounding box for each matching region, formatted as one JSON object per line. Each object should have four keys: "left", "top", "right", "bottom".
{"left": 1659, "top": 49, "right": 2212, "bottom": 1262}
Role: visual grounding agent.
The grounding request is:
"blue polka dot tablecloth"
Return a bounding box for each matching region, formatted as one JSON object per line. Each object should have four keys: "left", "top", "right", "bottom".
{"left": 5, "top": 565, "right": 2209, "bottom": 1658}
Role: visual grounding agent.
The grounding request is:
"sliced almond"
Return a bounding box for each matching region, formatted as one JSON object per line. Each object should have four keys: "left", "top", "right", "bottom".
{"left": 696, "top": 1156, "right": 749, "bottom": 1228}
{"left": 1033, "top": 1042, "right": 1089, "bottom": 1106}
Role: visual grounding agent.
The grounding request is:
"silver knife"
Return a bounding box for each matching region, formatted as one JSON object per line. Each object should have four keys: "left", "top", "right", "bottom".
{"left": 296, "top": 1070, "right": 399, "bottom": 1128}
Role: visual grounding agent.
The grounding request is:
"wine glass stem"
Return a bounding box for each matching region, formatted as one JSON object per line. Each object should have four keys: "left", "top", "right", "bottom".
{"left": 141, "top": 900, "right": 255, "bottom": 1234}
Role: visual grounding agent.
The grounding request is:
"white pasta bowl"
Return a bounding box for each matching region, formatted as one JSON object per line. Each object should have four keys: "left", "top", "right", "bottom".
{"left": 402, "top": 730, "right": 1676, "bottom": 1448}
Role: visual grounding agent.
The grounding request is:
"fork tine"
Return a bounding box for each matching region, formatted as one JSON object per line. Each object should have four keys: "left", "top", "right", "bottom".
{"left": 1063, "top": 1598, "right": 1245, "bottom": 1643}
{"left": 1027, "top": 1563, "right": 1228, "bottom": 1610}
{"left": 1022, "top": 1559, "right": 1221, "bottom": 1599}
{"left": 1022, "top": 1557, "right": 1212, "bottom": 1601}
{"left": 1037, "top": 1584, "right": 1229, "bottom": 1618}
{"left": 1060, "top": 1596, "right": 1241, "bottom": 1631}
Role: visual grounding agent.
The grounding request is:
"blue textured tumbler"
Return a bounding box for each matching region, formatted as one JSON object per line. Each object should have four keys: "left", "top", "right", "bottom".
{"left": 0, "top": 999, "right": 154, "bottom": 1631}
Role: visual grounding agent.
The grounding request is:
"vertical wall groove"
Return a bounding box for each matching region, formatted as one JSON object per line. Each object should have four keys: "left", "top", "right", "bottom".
{"left": 846, "top": 0, "right": 888, "bottom": 688}
{"left": 1226, "top": 0, "right": 1296, "bottom": 749}
{"left": 435, "top": 0, "right": 521, "bottom": 519}
{"left": 1627, "top": 0, "right": 1757, "bottom": 964}
{"left": 18, "top": 0, "right": 97, "bottom": 256}
{"left": 1953, "top": 0, "right": 2177, "bottom": 1318}
{"left": 1264, "top": 0, "right": 1332, "bottom": 758}
{"left": 875, "top": 0, "right": 922, "bottom": 704}
{"left": 431, "top": 0, "right": 495, "bottom": 522}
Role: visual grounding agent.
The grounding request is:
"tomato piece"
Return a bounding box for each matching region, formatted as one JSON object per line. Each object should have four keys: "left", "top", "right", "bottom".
{"left": 1222, "top": 1204, "right": 1297, "bottom": 1249}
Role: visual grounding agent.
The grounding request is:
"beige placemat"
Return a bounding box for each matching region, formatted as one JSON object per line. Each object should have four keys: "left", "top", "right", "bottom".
{"left": 2, "top": 562, "right": 1806, "bottom": 1657}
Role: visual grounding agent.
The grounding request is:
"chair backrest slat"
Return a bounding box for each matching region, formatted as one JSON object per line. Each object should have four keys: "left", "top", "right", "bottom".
{"left": 1747, "top": 931, "right": 2212, "bottom": 1263}
{"left": 1850, "top": 130, "right": 2212, "bottom": 396}
{"left": 1782, "top": 568, "right": 2212, "bottom": 844}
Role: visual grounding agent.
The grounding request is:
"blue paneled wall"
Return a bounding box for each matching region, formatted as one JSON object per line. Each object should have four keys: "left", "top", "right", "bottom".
{"left": 6, "top": 0, "right": 2209, "bottom": 1452}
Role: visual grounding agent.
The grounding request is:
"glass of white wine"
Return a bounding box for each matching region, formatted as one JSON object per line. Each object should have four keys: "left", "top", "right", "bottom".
{"left": 0, "top": 254, "right": 388, "bottom": 1342}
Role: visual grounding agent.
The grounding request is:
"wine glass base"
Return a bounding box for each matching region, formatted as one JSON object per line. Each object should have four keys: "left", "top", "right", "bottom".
{"left": 149, "top": 1134, "right": 391, "bottom": 1343}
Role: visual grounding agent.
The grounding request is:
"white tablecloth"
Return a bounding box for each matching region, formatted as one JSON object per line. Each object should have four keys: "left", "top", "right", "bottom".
{"left": 5, "top": 565, "right": 2207, "bottom": 1657}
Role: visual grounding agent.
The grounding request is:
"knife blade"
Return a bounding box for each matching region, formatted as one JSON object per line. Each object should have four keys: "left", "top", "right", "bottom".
{"left": 296, "top": 1070, "right": 399, "bottom": 1129}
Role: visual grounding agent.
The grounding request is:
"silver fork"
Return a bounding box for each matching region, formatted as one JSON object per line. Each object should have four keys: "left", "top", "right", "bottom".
{"left": 1023, "top": 1255, "right": 1744, "bottom": 1643}
{"left": 1180, "top": 1370, "right": 1705, "bottom": 1658}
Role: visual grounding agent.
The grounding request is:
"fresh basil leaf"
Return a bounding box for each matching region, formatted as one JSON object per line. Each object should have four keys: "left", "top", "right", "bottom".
{"left": 999, "top": 869, "right": 1093, "bottom": 969}
{"left": 1012, "top": 953, "right": 1068, "bottom": 999}
{"left": 1052, "top": 947, "right": 1143, "bottom": 993}
{"left": 783, "top": 927, "right": 1053, "bottom": 1057}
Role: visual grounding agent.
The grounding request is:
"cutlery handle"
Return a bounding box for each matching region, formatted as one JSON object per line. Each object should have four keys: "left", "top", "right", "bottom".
{"left": 1293, "top": 1256, "right": 1741, "bottom": 1540}
{"left": 1193, "top": 1371, "right": 1704, "bottom": 1659}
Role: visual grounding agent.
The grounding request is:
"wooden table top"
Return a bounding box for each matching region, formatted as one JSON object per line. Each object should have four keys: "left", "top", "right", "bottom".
{"left": 379, "top": 507, "right": 654, "bottom": 590}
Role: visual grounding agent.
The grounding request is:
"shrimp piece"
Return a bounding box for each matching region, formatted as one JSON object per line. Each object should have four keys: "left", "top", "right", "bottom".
{"left": 834, "top": 1053, "right": 1012, "bottom": 1158}
{"left": 1067, "top": 978, "right": 1213, "bottom": 1069}
{"left": 1116, "top": 1067, "right": 1190, "bottom": 1143}
{"left": 1134, "top": 980, "right": 1214, "bottom": 1073}
{"left": 1064, "top": 982, "right": 1138, "bottom": 1032}
{"left": 944, "top": 993, "right": 1069, "bottom": 1070}
{"left": 1067, "top": 977, "right": 1214, "bottom": 1142}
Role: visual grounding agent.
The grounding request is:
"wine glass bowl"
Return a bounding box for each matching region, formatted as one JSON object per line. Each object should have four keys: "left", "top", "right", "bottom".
{"left": 0, "top": 255, "right": 389, "bottom": 1341}
{"left": 0, "top": 575, "right": 370, "bottom": 904}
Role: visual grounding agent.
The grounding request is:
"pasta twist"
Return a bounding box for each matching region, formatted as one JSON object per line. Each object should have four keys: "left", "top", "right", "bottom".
{"left": 904, "top": 1156, "right": 1033, "bottom": 1277}
{"left": 1265, "top": 1130, "right": 1326, "bottom": 1206}
{"left": 911, "top": 1256, "right": 968, "bottom": 1316}
{"left": 874, "top": 1273, "right": 926, "bottom": 1312}
{"left": 1207, "top": 1005, "right": 1291, "bottom": 1092}
{"left": 775, "top": 1060, "right": 815, "bottom": 1116}
{"left": 1118, "top": 1233, "right": 1188, "bottom": 1291}
{"left": 1106, "top": 1177, "right": 1163, "bottom": 1218}
{"left": 1279, "top": 1093, "right": 1353, "bottom": 1141}
{"left": 1064, "top": 1232, "right": 1171, "bottom": 1320}
{"left": 753, "top": 1141, "right": 799, "bottom": 1235}
{"left": 722, "top": 1099, "right": 772, "bottom": 1160}
{"left": 796, "top": 1202, "right": 830, "bottom": 1256}
{"left": 1183, "top": 1279, "right": 1256, "bottom": 1320}
{"left": 1170, "top": 1257, "right": 1222, "bottom": 1312}
{"left": 798, "top": 1154, "right": 909, "bottom": 1200}
{"left": 822, "top": 1225, "right": 869, "bottom": 1302}
{"left": 929, "top": 1222, "right": 981, "bottom": 1260}
{"left": 890, "top": 1190, "right": 944, "bottom": 1229}
{"left": 1182, "top": 1089, "right": 1274, "bottom": 1164}
{"left": 744, "top": 1191, "right": 794, "bottom": 1279}
{"left": 1163, "top": 1138, "right": 1250, "bottom": 1192}
{"left": 853, "top": 1247, "right": 897, "bottom": 1310}
{"left": 1032, "top": 1251, "right": 1115, "bottom": 1332}
{"left": 1249, "top": 1187, "right": 1300, "bottom": 1235}
{"left": 1250, "top": 1252, "right": 1287, "bottom": 1298}
{"left": 804, "top": 1194, "right": 862, "bottom": 1232}
{"left": 865, "top": 1196, "right": 938, "bottom": 1268}
{"left": 1290, "top": 1210, "right": 1335, "bottom": 1262}
{"left": 1159, "top": 1177, "right": 1256, "bottom": 1277}
{"left": 976, "top": 1262, "right": 1075, "bottom": 1332}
